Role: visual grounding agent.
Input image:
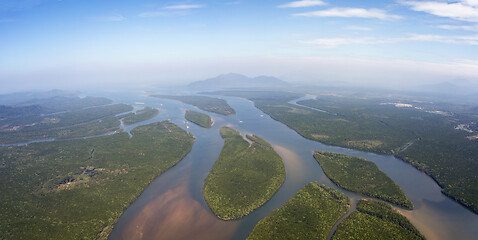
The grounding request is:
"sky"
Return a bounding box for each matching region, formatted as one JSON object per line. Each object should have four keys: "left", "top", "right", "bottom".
{"left": 1, "top": 0, "right": 478, "bottom": 92}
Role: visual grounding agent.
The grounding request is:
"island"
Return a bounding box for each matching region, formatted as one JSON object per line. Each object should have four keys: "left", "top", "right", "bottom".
{"left": 314, "top": 151, "right": 413, "bottom": 209}
{"left": 332, "top": 200, "right": 425, "bottom": 240}
{"left": 184, "top": 110, "right": 212, "bottom": 128}
{"left": 121, "top": 106, "right": 159, "bottom": 125}
{"left": 208, "top": 90, "right": 478, "bottom": 214}
{"left": 151, "top": 95, "right": 235, "bottom": 115}
{"left": 203, "top": 127, "right": 285, "bottom": 220}
{"left": 247, "top": 182, "right": 349, "bottom": 240}
{"left": 0, "top": 121, "right": 194, "bottom": 239}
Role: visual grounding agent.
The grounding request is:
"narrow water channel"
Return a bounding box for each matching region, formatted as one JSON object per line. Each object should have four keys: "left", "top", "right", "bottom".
{"left": 105, "top": 90, "right": 478, "bottom": 240}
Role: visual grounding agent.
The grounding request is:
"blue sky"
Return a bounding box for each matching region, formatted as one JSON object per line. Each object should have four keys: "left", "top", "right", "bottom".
{"left": 1, "top": 0, "right": 478, "bottom": 92}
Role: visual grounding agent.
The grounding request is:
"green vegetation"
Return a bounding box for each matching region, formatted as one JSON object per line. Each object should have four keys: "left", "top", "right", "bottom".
{"left": 152, "top": 94, "right": 235, "bottom": 115}
{"left": 122, "top": 106, "right": 159, "bottom": 125}
{"left": 397, "top": 136, "right": 478, "bottom": 214}
{"left": 203, "top": 127, "right": 285, "bottom": 220}
{"left": 247, "top": 182, "right": 349, "bottom": 240}
{"left": 184, "top": 110, "right": 212, "bottom": 128}
{"left": 246, "top": 134, "right": 272, "bottom": 148}
{"left": 0, "top": 96, "right": 113, "bottom": 127}
{"left": 0, "top": 121, "right": 194, "bottom": 239}
{"left": 19, "top": 96, "right": 113, "bottom": 112}
{"left": 302, "top": 97, "right": 478, "bottom": 213}
{"left": 333, "top": 200, "right": 425, "bottom": 240}
{"left": 314, "top": 151, "right": 412, "bottom": 209}
{"left": 210, "top": 90, "right": 478, "bottom": 214}
{"left": 0, "top": 103, "right": 133, "bottom": 144}
{"left": 297, "top": 98, "right": 419, "bottom": 153}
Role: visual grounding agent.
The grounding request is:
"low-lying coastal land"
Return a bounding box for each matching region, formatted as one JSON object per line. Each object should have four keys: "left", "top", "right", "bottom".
{"left": 0, "top": 121, "right": 194, "bottom": 239}
{"left": 209, "top": 90, "right": 478, "bottom": 214}
{"left": 0, "top": 97, "right": 133, "bottom": 144}
{"left": 314, "top": 151, "right": 413, "bottom": 209}
{"left": 333, "top": 200, "right": 425, "bottom": 240}
{"left": 203, "top": 127, "right": 285, "bottom": 220}
{"left": 247, "top": 182, "right": 349, "bottom": 240}
{"left": 121, "top": 106, "right": 159, "bottom": 125}
{"left": 151, "top": 95, "right": 235, "bottom": 115}
{"left": 1, "top": 89, "right": 475, "bottom": 240}
{"left": 184, "top": 110, "right": 212, "bottom": 128}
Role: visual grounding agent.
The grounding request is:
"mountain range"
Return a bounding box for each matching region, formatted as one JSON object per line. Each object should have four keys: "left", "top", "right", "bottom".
{"left": 188, "top": 73, "right": 289, "bottom": 89}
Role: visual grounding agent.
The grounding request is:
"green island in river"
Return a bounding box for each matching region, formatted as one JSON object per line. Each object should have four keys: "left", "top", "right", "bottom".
{"left": 121, "top": 106, "right": 159, "bottom": 125}
{"left": 203, "top": 126, "right": 285, "bottom": 220}
{"left": 0, "top": 121, "right": 194, "bottom": 239}
{"left": 247, "top": 182, "right": 349, "bottom": 240}
{"left": 208, "top": 90, "right": 478, "bottom": 214}
{"left": 152, "top": 94, "right": 235, "bottom": 115}
{"left": 314, "top": 151, "right": 413, "bottom": 209}
{"left": 185, "top": 110, "right": 212, "bottom": 128}
{"left": 333, "top": 200, "right": 425, "bottom": 240}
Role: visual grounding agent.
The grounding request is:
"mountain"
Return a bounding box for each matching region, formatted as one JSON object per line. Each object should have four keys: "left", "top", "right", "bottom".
{"left": 188, "top": 73, "right": 289, "bottom": 89}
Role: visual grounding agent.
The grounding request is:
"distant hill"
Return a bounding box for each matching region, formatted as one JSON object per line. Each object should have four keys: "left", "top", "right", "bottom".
{"left": 188, "top": 73, "right": 289, "bottom": 89}
{"left": 419, "top": 80, "right": 478, "bottom": 95}
{"left": 0, "top": 89, "right": 81, "bottom": 105}
{"left": 421, "top": 81, "right": 465, "bottom": 94}
{"left": 0, "top": 105, "right": 46, "bottom": 118}
{"left": 18, "top": 96, "right": 112, "bottom": 112}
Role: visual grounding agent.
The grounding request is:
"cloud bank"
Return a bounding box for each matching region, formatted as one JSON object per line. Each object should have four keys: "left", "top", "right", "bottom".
{"left": 402, "top": 0, "right": 478, "bottom": 22}
{"left": 294, "top": 7, "right": 402, "bottom": 20}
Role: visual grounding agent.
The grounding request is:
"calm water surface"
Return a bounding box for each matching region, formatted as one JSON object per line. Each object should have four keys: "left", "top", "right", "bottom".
{"left": 103, "top": 89, "right": 478, "bottom": 240}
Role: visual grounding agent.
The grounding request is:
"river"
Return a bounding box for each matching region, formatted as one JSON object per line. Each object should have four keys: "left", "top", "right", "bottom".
{"left": 101, "top": 89, "right": 478, "bottom": 240}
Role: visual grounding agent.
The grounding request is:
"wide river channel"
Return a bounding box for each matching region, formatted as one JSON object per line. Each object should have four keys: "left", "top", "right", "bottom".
{"left": 102, "top": 89, "right": 478, "bottom": 240}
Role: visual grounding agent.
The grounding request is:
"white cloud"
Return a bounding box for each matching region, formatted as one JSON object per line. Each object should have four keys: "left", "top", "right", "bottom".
{"left": 278, "top": 0, "right": 326, "bottom": 8}
{"left": 294, "top": 8, "right": 402, "bottom": 20}
{"left": 163, "top": 4, "right": 203, "bottom": 10}
{"left": 90, "top": 14, "right": 126, "bottom": 22}
{"left": 302, "top": 34, "right": 478, "bottom": 47}
{"left": 407, "top": 33, "right": 478, "bottom": 45}
{"left": 345, "top": 25, "right": 373, "bottom": 31}
{"left": 463, "top": 0, "right": 478, "bottom": 7}
{"left": 437, "top": 24, "right": 478, "bottom": 31}
{"left": 401, "top": 0, "right": 478, "bottom": 22}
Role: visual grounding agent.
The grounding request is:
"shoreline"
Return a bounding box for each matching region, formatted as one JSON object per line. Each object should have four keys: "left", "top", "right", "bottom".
{"left": 101, "top": 125, "right": 195, "bottom": 239}
{"left": 253, "top": 104, "right": 478, "bottom": 215}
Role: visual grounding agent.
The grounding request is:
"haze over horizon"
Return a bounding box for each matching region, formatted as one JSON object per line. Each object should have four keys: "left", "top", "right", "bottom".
{"left": 1, "top": 0, "right": 478, "bottom": 93}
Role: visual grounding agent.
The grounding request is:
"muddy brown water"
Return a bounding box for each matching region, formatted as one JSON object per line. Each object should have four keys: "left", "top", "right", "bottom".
{"left": 101, "top": 90, "right": 478, "bottom": 240}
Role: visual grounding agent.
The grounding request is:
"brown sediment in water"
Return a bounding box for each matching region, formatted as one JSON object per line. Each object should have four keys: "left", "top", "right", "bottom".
{"left": 397, "top": 202, "right": 452, "bottom": 240}
{"left": 273, "top": 145, "right": 306, "bottom": 184}
{"left": 118, "top": 184, "right": 238, "bottom": 240}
